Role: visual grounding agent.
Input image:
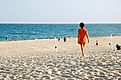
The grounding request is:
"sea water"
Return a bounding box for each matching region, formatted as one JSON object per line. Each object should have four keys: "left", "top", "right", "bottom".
{"left": 0, "top": 24, "right": 121, "bottom": 41}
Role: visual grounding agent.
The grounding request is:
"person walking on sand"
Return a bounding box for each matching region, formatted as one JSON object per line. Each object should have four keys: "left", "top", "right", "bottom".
{"left": 78, "top": 22, "right": 89, "bottom": 56}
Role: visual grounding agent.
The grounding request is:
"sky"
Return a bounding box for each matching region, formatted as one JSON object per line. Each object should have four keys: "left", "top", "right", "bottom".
{"left": 0, "top": 0, "right": 121, "bottom": 23}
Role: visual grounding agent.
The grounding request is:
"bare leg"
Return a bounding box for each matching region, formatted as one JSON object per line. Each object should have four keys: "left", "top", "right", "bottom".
{"left": 83, "top": 43, "right": 85, "bottom": 47}
{"left": 80, "top": 44, "right": 84, "bottom": 56}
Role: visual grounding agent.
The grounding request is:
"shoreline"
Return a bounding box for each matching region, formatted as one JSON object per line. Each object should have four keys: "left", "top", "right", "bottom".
{"left": 0, "top": 35, "right": 121, "bottom": 42}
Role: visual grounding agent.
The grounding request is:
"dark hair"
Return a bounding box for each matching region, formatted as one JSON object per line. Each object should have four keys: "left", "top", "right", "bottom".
{"left": 79, "top": 22, "right": 85, "bottom": 28}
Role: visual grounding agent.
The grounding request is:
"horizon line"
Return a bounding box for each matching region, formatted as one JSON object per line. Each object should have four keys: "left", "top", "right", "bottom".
{"left": 0, "top": 22, "right": 121, "bottom": 24}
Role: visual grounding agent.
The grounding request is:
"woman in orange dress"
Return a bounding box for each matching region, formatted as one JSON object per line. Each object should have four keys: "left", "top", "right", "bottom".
{"left": 78, "top": 22, "right": 89, "bottom": 56}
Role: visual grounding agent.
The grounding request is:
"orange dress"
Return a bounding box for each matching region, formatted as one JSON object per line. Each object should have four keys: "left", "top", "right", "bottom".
{"left": 78, "top": 28, "right": 87, "bottom": 44}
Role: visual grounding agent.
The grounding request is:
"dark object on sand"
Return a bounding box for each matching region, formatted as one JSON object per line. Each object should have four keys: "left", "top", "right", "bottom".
{"left": 109, "top": 43, "right": 111, "bottom": 45}
{"left": 64, "top": 37, "right": 66, "bottom": 42}
{"left": 58, "top": 38, "right": 60, "bottom": 41}
{"left": 55, "top": 46, "right": 57, "bottom": 49}
{"left": 116, "top": 44, "right": 121, "bottom": 50}
{"left": 96, "top": 40, "right": 98, "bottom": 45}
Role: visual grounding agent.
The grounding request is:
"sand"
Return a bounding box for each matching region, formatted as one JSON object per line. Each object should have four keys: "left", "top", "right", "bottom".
{"left": 0, "top": 36, "right": 121, "bottom": 79}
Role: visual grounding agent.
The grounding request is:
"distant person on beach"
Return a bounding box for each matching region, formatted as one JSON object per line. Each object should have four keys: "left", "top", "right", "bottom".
{"left": 58, "top": 38, "right": 60, "bottom": 41}
{"left": 64, "top": 37, "right": 66, "bottom": 42}
{"left": 96, "top": 40, "right": 98, "bottom": 45}
{"left": 78, "top": 22, "right": 89, "bottom": 56}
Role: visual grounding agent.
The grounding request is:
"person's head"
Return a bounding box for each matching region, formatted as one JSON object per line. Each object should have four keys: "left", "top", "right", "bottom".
{"left": 79, "top": 22, "right": 85, "bottom": 28}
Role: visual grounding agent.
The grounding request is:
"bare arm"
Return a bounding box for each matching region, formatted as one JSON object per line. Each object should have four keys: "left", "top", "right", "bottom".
{"left": 86, "top": 32, "right": 89, "bottom": 43}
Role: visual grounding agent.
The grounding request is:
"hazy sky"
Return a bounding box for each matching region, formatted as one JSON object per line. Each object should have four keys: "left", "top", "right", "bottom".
{"left": 0, "top": 0, "right": 121, "bottom": 23}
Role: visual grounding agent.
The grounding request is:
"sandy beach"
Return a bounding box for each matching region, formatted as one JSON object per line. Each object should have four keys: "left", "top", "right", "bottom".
{"left": 0, "top": 36, "right": 121, "bottom": 79}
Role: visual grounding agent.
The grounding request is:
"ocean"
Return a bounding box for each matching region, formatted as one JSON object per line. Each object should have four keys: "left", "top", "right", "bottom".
{"left": 0, "top": 24, "right": 121, "bottom": 41}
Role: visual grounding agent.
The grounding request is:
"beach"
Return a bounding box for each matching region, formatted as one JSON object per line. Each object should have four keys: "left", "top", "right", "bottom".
{"left": 0, "top": 36, "right": 121, "bottom": 79}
